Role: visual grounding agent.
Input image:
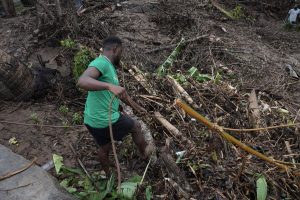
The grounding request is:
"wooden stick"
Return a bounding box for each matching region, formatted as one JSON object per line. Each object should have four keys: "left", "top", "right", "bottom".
{"left": 175, "top": 99, "right": 294, "bottom": 173}
{"left": 0, "top": 158, "right": 36, "bottom": 181}
{"left": 222, "top": 123, "right": 300, "bottom": 132}
{"left": 140, "top": 157, "right": 152, "bottom": 185}
{"left": 146, "top": 35, "right": 208, "bottom": 54}
{"left": 0, "top": 120, "right": 83, "bottom": 128}
{"left": 69, "top": 143, "right": 92, "bottom": 180}
{"left": 284, "top": 141, "right": 296, "bottom": 168}
{"left": 248, "top": 89, "right": 261, "bottom": 131}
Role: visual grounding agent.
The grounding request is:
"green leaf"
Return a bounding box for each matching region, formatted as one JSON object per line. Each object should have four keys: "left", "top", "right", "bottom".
{"left": 119, "top": 176, "right": 142, "bottom": 199}
{"left": 61, "top": 166, "right": 84, "bottom": 176}
{"left": 214, "top": 72, "right": 222, "bottom": 84}
{"left": 53, "top": 154, "right": 64, "bottom": 174}
{"left": 145, "top": 186, "right": 152, "bottom": 200}
{"left": 98, "top": 174, "right": 115, "bottom": 200}
{"left": 120, "top": 182, "right": 139, "bottom": 199}
{"left": 188, "top": 66, "right": 198, "bottom": 77}
{"left": 60, "top": 179, "right": 71, "bottom": 188}
{"left": 196, "top": 74, "right": 212, "bottom": 82}
{"left": 60, "top": 178, "right": 77, "bottom": 194}
{"left": 256, "top": 174, "right": 267, "bottom": 200}
{"left": 127, "top": 175, "right": 142, "bottom": 183}
{"left": 157, "top": 38, "right": 186, "bottom": 77}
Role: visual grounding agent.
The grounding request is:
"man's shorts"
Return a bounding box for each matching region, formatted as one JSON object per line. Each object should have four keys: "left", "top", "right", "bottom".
{"left": 85, "top": 114, "right": 135, "bottom": 146}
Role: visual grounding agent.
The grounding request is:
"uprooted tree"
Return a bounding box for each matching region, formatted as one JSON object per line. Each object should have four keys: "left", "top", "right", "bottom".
{"left": 0, "top": 49, "right": 59, "bottom": 101}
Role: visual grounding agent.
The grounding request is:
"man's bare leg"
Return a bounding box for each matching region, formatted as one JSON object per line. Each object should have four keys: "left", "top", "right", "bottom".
{"left": 130, "top": 120, "right": 149, "bottom": 158}
{"left": 98, "top": 143, "right": 112, "bottom": 176}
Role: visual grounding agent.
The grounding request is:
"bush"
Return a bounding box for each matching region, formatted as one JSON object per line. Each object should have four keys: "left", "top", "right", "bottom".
{"left": 230, "top": 5, "right": 244, "bottom": 19}
{"left": 73, "top": 48, "right": 95, "bottom": 80}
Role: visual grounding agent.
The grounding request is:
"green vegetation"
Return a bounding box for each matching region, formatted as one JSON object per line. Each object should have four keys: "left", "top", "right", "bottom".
{"left": 73, "top": 48, "right": 95, "bottom": 80}
{"left": 72, "top": 112, "right": 83, "bottom": 125}
{"left": 53, "top": 154, "right": 151, "bottom": 200}
{"left": 256, "top": 174, "right": 267, "bottom": 200}
{"left": 59, "top": 105, "right": 70, "bottom": 115}
{"left": 60, "top": 38, "right": 96, "bottom": 80}
{"left": 60, "top": 38, "right": 77, "bottom": 49}
{"left": 157, "top": 38, "right": 186, "bottom": 77}
{"left": 30, "top": 112, "right": 39, "bottom": 124}
{"left": 230, "top": 5, "right": 244, "bottom": 19}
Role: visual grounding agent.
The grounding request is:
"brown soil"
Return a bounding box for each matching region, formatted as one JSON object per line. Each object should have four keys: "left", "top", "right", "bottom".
{"left": 1, "top": 0, "right": 300, "bottom": 199}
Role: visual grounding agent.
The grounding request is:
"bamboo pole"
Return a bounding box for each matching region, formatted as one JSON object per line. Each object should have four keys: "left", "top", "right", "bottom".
{"left": 175, "top": 99, "right": 293, "bottom": 173}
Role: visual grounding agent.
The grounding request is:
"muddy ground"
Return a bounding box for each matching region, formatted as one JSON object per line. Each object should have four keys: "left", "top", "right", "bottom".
{"left": 1, "top": 0, "right": 300, "bottom": 199}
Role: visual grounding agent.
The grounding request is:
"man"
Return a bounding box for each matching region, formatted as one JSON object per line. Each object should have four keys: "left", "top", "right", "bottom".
{"left": 77, "top": 36, "right": 153, "bottom": 175}
{"left": 287, "top": 5, "right": 300, "bottom": 25}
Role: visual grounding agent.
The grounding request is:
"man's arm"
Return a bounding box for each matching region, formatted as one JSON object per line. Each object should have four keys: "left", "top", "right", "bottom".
{"left": 77, "top": 67, "right": 126, "bottom": 99}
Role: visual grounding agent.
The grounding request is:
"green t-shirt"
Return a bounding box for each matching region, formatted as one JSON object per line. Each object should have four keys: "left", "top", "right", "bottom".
{"left": 84, "top": 56, "right": 120, "bottom": 128}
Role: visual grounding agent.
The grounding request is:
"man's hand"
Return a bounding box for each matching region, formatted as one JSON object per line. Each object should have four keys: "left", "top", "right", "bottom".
{"left": 108, "top": 85, "right": 127, "bottom": 100}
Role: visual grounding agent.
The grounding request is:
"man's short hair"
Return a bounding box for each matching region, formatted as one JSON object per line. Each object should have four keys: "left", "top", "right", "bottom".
{"left": 103, "top": 36, "right": 122, "bottom": 50}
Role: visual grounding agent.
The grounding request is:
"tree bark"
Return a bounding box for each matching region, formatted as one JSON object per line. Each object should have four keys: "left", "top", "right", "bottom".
{"left": 0, "top": 50, "right": 59, "bottom": 101}
{"left": 1, "top": 0, "right": 16, "bottom": 17}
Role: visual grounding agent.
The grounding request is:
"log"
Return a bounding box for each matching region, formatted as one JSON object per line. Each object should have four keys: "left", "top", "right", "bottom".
{"left": 122, "top": 104, "right": 157, "bottom": 161}
{"left": 154, "top": 112, "right": 194, "bottom": 148}
{"left": 0, "top": 50, "right": 59, "bottom": 101}
{"left": 160, "top": 143, "right": 192, "bottom": 194}
{"left": 167, "top": 75, "right": 199, "bottom": 109}
{"left": 248, "top": 89, "right": 261, "bottom": 130}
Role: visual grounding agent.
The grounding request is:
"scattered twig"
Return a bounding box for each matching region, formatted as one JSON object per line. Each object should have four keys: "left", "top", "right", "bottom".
{"left": 222, "top": 123, "right": 300, "bottom": 132}
{"left": 140, "top": 157, "right": 152, "bottom": 185}
{"left": 127, "top": 65, "right": 157, "bottom": 95}
{"left": 0, "top": 120, "right": 83, "bottom": 128}
{"left": 146, "top": 35, "right": 208, "bottom": 54}
{"left": 0, "top": 158, "right": 36, "bottom": 181}
{"left": 164, "top": 177, "right": 190, "bottom": 199}
{"left": 69, "top": 143, "right": 92, "bottom": 180}
{"left": 176, "top": 99, "right": 298, "bottom": 174}
{"left": 0, "top": 183, "right": 32, "bottom": 192}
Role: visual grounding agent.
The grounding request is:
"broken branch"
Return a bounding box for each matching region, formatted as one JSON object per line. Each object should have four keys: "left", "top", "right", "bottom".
{"left": 167, "top": 75, "right": 199, "bottom": 109}
{"left": 175, "top": 99, "right": 296, "bottom": 174}
{"left": 0, "top": 158, "right": 36, "bottom": 181}
{"left": 146, "top": 35, "right": 208, "bottom": 54}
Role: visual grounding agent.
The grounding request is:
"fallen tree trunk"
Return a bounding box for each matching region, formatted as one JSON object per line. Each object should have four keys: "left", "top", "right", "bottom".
{"left": 160, "top": 140, "right": 192, "bottom": 194}
{"left": 0, "top": 50, "right": 59, "bottom": 101}
{"left": 167, "top": 75, "right": 199, "bottom": 109}
{"left": 248, "top": 89, "right": 261, "bottom": 130}
{"left": 154, "top": 112, "right": 194, "bottom": 149}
